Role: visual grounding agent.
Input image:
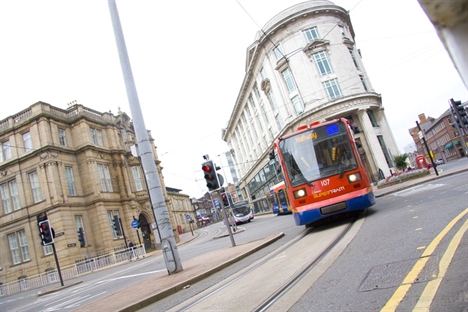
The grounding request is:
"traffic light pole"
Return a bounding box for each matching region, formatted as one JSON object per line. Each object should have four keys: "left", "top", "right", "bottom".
{"left": 217, "top": 190, "right": 236, "bottom": 247}
{"left": 51, "top": 243, "right": 64, "bottom": 286}
{"left": 108, "top": 0, "right": 182, "bottom": 274}
{"left": 416, "top": 121, "right": 439, "bottom": 176}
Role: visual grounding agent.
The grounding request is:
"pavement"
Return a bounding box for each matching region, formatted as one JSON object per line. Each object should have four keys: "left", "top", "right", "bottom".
{"left": 44, "top": 165, "right": 467, "bottom": 312}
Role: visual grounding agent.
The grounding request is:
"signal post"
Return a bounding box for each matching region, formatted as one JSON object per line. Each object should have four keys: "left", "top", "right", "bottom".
{"left": 201, "top": 156, "right": 236, "bottom": 247}
{"left": 37, "top": 212, "right": 64, "bottom": 286}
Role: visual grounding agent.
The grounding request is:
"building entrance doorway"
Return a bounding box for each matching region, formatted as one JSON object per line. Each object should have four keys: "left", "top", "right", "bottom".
{"left": 138, "top": 214, "right": 154, "bottom": 250}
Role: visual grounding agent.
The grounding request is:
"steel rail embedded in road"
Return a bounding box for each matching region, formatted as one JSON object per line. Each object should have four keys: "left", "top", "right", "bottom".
{"left": 254, "top": 215, "right": 358, "bottom": 312}
{"left": 176, "top": 213, "right": 360, "bottom": 312}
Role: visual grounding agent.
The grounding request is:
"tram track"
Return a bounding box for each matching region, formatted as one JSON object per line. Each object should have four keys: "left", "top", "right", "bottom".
{"left": 173, "top": 212, "right": 363, "bottom": 312}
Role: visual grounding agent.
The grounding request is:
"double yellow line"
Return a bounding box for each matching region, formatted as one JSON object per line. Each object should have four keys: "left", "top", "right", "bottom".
{"left": 381, "top": 208, "right": 468, "bottom": 311}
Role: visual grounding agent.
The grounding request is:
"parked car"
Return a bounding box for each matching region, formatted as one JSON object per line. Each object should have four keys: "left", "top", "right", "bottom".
{"left": 434, "top": 159, "right": 445, "bottom": 165}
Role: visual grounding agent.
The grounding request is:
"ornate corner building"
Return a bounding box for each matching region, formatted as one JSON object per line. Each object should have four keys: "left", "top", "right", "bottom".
{"left": 0, "top": 101, "right": 194, "bottom": 286}
{"left": 222, "top": 0, "right": 399, "bottom": 212}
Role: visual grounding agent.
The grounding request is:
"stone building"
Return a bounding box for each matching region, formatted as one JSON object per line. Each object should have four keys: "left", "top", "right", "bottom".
{"left": 222, "top": 0, "right": 399, "bottom": 212}
{"left": 0, "top": 101, "right": 189, "bottom": 285}
{"left": 166, "top": 187, "right": 197, "bottom": 234}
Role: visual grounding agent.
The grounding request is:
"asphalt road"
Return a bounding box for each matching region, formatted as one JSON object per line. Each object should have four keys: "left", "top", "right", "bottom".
{"left": 289, "top": 172, "right": 468, "bottom": 311}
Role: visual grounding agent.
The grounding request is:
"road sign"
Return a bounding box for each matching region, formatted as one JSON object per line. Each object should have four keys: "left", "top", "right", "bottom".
{"left": 213, "top": 198, "right": 219, "bottom": 206}
{"left": 185, "top": 214, "right": 191, "bottom": 220}
{"left": 131, "top": 220, "right": 139, "bottom": 229}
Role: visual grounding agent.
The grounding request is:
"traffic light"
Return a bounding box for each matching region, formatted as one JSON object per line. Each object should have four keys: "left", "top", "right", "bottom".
{"left": 451, "top": 99, "right": 468, "bottom": 129}
{"left": 77, "top": 227, "right": 86, "bottom": 248}
{"left": 113, "top": 215, "right": 122, "bottom": 236}
{"left": 38, "top": 220, "right": 54, "bottom": 245}
{"left": 221, "top": 193, "right": 229, "bottom": 207}
{"left": 202, "top": 160, "right": 220, "bottom": 191}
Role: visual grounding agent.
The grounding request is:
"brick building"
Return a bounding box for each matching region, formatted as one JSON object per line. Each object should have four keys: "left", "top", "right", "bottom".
{"left": 408, "top": 110, "right": 468, "bottom": 165}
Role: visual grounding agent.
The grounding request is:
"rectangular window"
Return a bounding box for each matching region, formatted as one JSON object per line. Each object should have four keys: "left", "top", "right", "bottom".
{"left": 23, "top": 132, "right": 32, "bottom": 152}
{"left": 313, "top": 51, "right": 333, "bottom": 76}
{"left": 273, "top": 45, "right": 284, "bottom": 59}
{"left": 90, "top": 128, "right": 103, "bottom": 146}
{"left": 275, "top": 114, "right": 283, "bottom": 130}
{"left": 253, "top": 84, "right": 261, "bottom": 99}
{"left": 360, "top": 75, "right": 368, "bottom": 91}
{"left": 132, "top": 166, "right": 143, "bottom": 191}
{"left": 349, "top": 49, "right": 360, "bottom": 70}
{"left": 58, "top": 129, "right": 67, "bottom": 146}
{"left": 29, "top": 172, "right": 42, "bottom": 203}
{"left": 249, "top": 94, "right": 257, "bottom": 110}
{"left": 267, "top": 90, "right": 277, "bottom": 110}
{"left": 367, "top": 109, "right": 379, "bottom": 127}
{"left": 97, "top": 164, "right": 113, "bottom": 192}
{"left": 281, "top": 68, "right": 297, "bottom": 93}
{"left": 43, "top": 244, "right": 53, "bottom": 256}
{"left": 8, "top": 230, "right": 30, "bottom": 264}
{"left": 338, "top": 25, "right": 346, "bottom": 36}
{"left": 1, "top": 141, "right": 12, "bottom": 162}
{"left": 377, "top": 135, "right": 392, "bottom": 166}
{"left": 323, "top": 78, "right": 342, "bottom": 100}
{"left": 0, "top": 179, "right": 21, "bottom": 213}
{"left": 291, "top": 95, "right": 304, "bottom": 115}
{"left": 260, "top": 68, "right": 266, "bottom": 80}
{"left": 65, "top": 167, "right": 77, "bottom": 196}
{"left": 303, "top": 27, "right": 320, "bottom": 42}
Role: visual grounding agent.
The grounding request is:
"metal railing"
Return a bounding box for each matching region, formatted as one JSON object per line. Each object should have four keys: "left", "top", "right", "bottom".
{"left": 0, "top": 245, "right": 146, "bottom": 297}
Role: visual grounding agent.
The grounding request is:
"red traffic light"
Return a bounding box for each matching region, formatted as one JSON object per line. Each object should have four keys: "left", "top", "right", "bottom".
{"left": 202, "top": 165, "right": 212, "bottom": 172}
{"left": 202, "top": 160, "right": 221, "bottom": 191}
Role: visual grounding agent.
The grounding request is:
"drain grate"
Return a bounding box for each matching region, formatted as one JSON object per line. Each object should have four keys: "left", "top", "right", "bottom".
{"left": 358, "top": 255, "right": 439, "bottom": 292}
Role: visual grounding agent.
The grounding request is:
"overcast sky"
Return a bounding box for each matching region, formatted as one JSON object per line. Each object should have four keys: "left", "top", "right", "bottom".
{"left": 0, "top": 0, "right": 466, "bottom": 198}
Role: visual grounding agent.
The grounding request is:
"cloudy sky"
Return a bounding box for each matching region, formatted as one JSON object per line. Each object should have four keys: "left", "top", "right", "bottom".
{"left": 0, "top": 0, "right": 466, "bottom": 198}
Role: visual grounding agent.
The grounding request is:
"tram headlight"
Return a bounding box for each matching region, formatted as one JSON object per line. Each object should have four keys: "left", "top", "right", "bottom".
{"left": 293, "top": 188, "right": 307, "bottom": 199}
{"left": 347, "top": 172, "right": 362, "bottom": 183}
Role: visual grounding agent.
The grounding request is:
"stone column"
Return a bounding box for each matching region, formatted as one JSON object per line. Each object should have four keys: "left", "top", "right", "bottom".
{"left": 357, "top": 109, "right": 391, "bottom": 177}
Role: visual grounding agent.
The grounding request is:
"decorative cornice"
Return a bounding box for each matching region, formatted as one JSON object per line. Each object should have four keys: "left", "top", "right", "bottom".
{"left": 39, "top": 150, "right": 58, "bottom": 161}
{"left": 304, "top": 96, "right": 378, "bottom": 124}
{"left": 302, "top": 39, "right": 330, "bottom": 55}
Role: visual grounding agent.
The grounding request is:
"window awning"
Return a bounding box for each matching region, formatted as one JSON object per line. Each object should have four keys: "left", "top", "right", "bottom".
{"left": 445, "top": 142, "right": 453, "bottom": 149}
{"left": 454, "top": 140, "right": 460, "bottom": 146}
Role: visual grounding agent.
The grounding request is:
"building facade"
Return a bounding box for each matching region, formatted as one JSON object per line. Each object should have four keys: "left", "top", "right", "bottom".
{"left": 0, "top": 101, "right": 191, "bottom": 285}
{"left": 409, "top": 110, "right": 468, "bottom": 165}
{"left": 222, "top": 0, "right": 399, "bottom": 212}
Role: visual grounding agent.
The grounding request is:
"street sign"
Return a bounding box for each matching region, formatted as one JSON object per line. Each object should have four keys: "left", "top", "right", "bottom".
{"left": 185, "top": 214, "right": 191, "bottom": 220}
{"left": 54, "top": 231, "right": 65, "bottom": 238}
{"left": 131, "top": 220, "right": 139, "bottom": 229}
{"left": 67, "top": 243, "right": 76, "bottom": 247}
{"left": 418, "top": 131, "right": 424, "bottom": 140}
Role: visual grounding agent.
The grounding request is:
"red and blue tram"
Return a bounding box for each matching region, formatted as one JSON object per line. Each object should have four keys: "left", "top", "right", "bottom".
{"left": 271, "top": 118, "right": 375, "bottom": 226}
{"left": 269, "top": 181, "right": 293, "bottom": 215}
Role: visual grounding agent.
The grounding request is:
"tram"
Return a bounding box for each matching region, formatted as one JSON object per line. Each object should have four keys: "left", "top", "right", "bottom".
{"left": 269, "top": 181, "right": 293, "bottom": 215}
{"left": 270, "top": 118, "right": 375, "bottom": 226}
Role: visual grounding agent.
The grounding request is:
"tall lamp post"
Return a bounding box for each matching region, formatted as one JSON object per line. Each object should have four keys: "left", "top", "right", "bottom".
{"left": 108, "top": 0, "right": 182, "bottom": 274}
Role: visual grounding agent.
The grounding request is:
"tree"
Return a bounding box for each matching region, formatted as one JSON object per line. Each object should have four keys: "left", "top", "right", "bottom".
{"left": 393, "top": 153, "right": 409, "bottom": 171}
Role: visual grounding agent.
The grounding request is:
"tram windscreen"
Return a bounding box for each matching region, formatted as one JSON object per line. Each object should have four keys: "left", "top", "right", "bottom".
{"left": 278, "top": 122, "right": 358, "bottom": 187}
